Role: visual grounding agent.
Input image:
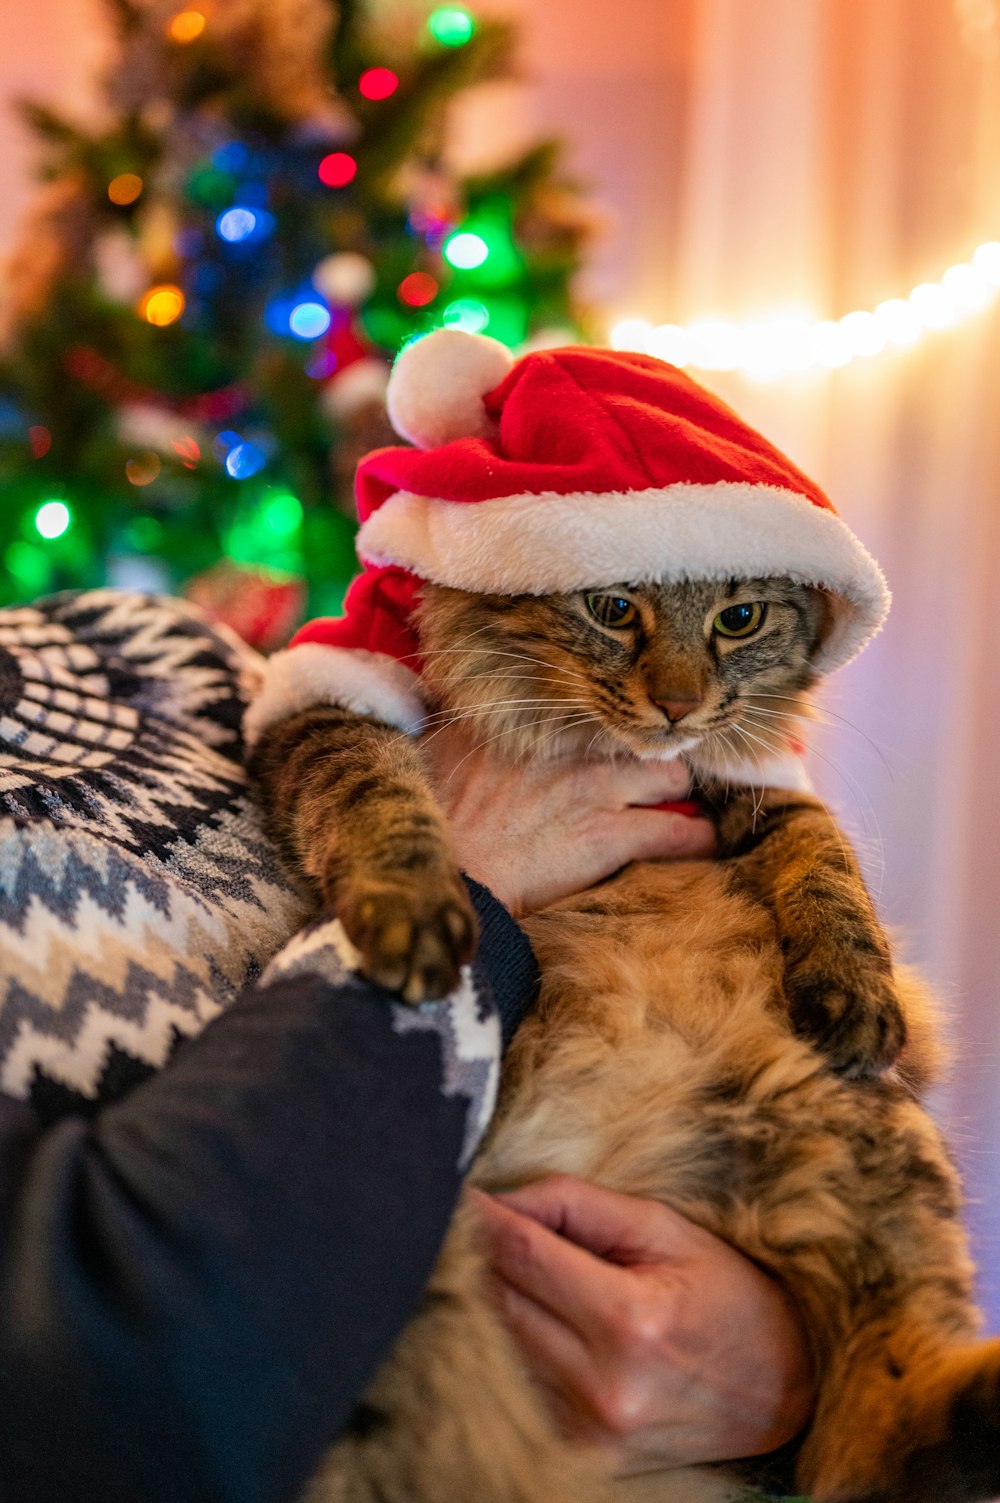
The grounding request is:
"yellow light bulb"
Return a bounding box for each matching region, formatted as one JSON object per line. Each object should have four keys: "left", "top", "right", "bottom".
{"left": 139, "top": 285, "right": 186, "bottom": 327}
{"left": 168, "top": 9, "right": 206, "bottom": 43}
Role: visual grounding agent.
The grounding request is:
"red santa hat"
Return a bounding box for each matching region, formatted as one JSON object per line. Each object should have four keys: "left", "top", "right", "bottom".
{"left": 244, "top": 330, "right": 890, "bottom": 759}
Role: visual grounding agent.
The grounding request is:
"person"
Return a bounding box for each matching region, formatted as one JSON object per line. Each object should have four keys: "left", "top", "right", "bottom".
{"left": 0, "top": 588, "right": 812, "bottom": 1503}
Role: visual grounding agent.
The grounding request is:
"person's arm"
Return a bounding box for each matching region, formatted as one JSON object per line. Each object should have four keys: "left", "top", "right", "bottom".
{"left": 0, "top": 745, "right": 709, "bottom": 1503}
{"left": 472, "top": 1176, "right": 816, "bottom": 1474}
{"left": 0, "top": 888, "right": 530, "bottom": 1503}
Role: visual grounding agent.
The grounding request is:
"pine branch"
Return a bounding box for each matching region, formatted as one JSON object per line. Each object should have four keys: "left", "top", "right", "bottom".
{"left": 103, "top": 0, "right": 143, "bottom": 40}
{"left": 16, "top": 101, "right": 82, "bottom": 147}
{"left": 355, "top": 20, "right": 516, "bottom": 192}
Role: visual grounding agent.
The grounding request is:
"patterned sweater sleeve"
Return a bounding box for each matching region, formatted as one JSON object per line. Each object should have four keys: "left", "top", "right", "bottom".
{"left": 0, "top": 589, "right": 540, "bottom": 1503}
{"left": 0, "top": 881, "right": 539, "bottom": 1503}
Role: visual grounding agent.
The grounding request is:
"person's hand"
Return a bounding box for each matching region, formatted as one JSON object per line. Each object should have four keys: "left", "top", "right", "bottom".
{"left": 470, "top": 1175, "right": 815, "bottom": 1474}
{"left": 420, "top": 727, "right": 715, "bottom": 917}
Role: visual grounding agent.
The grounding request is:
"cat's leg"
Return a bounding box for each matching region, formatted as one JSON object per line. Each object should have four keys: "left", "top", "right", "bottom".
{"left": 249, "top": 705, "right": 476, "bottom": 1002}
{"left": 713, "top": 786, "right": 905, "bottom": 1078}
{"left": 708, "top": 1063, "right": 999, "bottom": 1503}
{"left": 306, "top": 1203, "right": 606, "bottom": 1503}
{"left": 795, "top": 1324, "right": 1000, "bottom": 1503}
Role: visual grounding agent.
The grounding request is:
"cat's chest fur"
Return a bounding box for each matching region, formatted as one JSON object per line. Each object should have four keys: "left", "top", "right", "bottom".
{"left": 474, "top": 858, "right": 804, "bottom": 1202}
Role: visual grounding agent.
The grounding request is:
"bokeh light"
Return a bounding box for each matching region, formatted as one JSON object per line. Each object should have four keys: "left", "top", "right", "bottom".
{"left": 167, "top": 9, "right": 206, "bottom": 43}
{"left": 427, "top": 6, "right": 476, "bottom": 46}
{"left": 139, "top": 285, "right": 186, "bottom": 326}
{"left": 289, "top": 301, "right": 332, "bottom": 339}
{"left": 172, "top": 436, "right": 201, "bottom": 469}
{"left": 397, "top": 271, "right": 439, "bottom": 307}
{"left": 125, "top": 453, "right": 163, "bottom": 487}
{"left": 305, "top": 348, "right": 338, "bottom": 379}
{"left": 261, "top": 490, "right": 303, "bottom": 537}
{"left": 35, "top": 500, "right": 71, "bottom": 539}
{"left": 358, "top": 67, "right": 399, "bottom": 101}
{"left": 442, "top": 297, "right": 490, "bottom": 333}
{"left": 5, "top": 541, "right": 51, "bottom": 596}
{"left": 217, "top": 207, "right": 257, "bottom": 242}
{"left": 318, "top": 152, "right": 358, "bottom": 188}
{"left": 225, "top": 442, "right": 267, "bottom": 479}
{"left": 27, "top": 425, "right": 52, "bottom": 459}
{"left": 443, "top": 231, "right": 489, "bottom": 269}
{"left": 108, "top": 173, "right": 144, "bottom": 206}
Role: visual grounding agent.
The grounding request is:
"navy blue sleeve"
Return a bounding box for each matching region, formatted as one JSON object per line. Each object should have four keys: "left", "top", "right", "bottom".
{"left": 0, "top": 886, "right": 538, "bottom": 1503}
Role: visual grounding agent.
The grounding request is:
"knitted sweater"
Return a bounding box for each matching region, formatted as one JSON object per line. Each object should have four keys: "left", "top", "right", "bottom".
{"left": 0, "top": 589, "right": 538, "bottom": 1503}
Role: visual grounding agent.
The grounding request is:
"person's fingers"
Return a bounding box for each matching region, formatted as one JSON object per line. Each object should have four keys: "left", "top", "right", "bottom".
{"left": 603, "top": 755, "right": 695, "bottom": 805}
{"left": 485, "top": 1176, "right": 709, "bottom": 1264}
{"left": 470, "top": 1189, "right": 641, "bottom": 1336}
{"left": 595, "top": 808, "right": 716, "bottom": 870}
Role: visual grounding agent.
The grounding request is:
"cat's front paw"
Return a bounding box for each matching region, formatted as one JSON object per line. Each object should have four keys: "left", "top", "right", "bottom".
{"left": 786, "top": 965, "right": 906, "bottom": 1078}
{"left": 339, "top": 871, "right": 478, "bottom": 1005}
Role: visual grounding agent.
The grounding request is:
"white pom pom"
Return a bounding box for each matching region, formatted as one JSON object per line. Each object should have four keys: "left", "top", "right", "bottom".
{"left": 386, "top": 328, "right": 515, "bottom": 449}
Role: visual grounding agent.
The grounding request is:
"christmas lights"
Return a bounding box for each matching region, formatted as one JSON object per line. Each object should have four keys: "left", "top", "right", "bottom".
{"left": 138, "top": 285, "right": 186, "bottom": 327}
{"left": 358, "top": 68, "right": 399, "bottom": 101}
{"left": 108, "top": 174, "right": 143, "bottom": 206}
{"left": 289, "top": 302, "right": 332, "bottom": 339}
{"left": 397, "top": 272, "right": 439, "bottom": 307}
{"left": 444, "top": 231, "right": 489, "bottom": 269}
{"left": 610, "top": 242, "right": 1000, "bottom": 376}
{"left": 318, "top": 153, "right": 357, "bottom": 189}
{"left": 427, "top": 6, "right": 476, "bottom": 46}
{"left": 35, "top": 500, "right": 71, "bottom": 539}
{"left": 442, "top": 298, "right": 490, "bottom": 333}
{"left": 167, "top": 10, "right": 206, "bottom": 44}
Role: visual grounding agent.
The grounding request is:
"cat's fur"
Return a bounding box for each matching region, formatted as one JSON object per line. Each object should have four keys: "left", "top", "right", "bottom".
{"left": 250, "top": 576, "right": 1000, "bottom": 1503}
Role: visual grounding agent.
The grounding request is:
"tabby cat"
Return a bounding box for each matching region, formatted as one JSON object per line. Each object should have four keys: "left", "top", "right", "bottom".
{"left": 250, "top": 573, "right": 1000, "bottom": 1503}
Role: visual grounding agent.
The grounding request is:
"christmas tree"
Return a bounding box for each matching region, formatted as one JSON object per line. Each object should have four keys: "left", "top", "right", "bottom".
{"left": 0, "top": 0, "right": 590, "bottom": 646}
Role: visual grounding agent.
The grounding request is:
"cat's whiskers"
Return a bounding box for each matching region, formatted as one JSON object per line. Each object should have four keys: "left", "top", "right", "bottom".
{"left": 419, "top": 645, "right": 593, "bottom": 692}
{"left": 719, "top": 722, "right": 773, "bottom": 828}
{"left": 419, "top": 697, "right": 590, "bottom": 728}
{"left": 436, "top": 709, "right": 604, "bottom": 786}
{"left": 737, "top": 712, "right": 881, "bottom": 889}
{"left": 523, "top": 711, "right": 605, "bottom": 762}
{"left": 751, "top": 692, "right": 894, "bottom": 777}
{"left": 417, "top": 700, "right": 593, "bottom": 753}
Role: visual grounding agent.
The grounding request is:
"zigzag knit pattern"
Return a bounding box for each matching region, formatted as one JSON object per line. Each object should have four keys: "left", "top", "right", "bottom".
{"left": 0, "top": 589, "right": 310, "bottom": 1121}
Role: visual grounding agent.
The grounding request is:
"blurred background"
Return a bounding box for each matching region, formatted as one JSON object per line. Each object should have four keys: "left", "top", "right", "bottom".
{"left": 1, "top": 0, "right": 999, "bottom": 1323}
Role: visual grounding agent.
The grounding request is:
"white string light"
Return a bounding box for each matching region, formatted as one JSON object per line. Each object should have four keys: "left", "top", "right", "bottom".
{"left": 610, "top": 241, "right": 1000, "bottom": 377}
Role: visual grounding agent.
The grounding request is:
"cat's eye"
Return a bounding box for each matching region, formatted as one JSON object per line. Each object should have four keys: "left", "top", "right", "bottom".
{"left": 584, "top": 593, "right": 637, "bottom": 629}
{"left": 713, "top": 602, "right": 767, "bottom": 638}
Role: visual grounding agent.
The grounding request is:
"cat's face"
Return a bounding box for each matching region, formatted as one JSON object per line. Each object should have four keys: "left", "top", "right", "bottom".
{"left": 417, "top": 578, "right": 829, "bottom": 774}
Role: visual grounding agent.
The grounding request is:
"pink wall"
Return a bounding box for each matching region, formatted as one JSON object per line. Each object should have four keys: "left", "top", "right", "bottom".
{"left": 0, "top": 0, "right": 110, "bottom": 257}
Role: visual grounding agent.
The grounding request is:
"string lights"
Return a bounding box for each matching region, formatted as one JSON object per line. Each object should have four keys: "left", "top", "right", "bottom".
{"left": 34, "top": 500, "right": 71, "bottom": 540}
{"left": 610, "top": 241, "right": 1000, "bottom": 377}
{"left": 138, "top": 285, "right": 186, "bottom": 327}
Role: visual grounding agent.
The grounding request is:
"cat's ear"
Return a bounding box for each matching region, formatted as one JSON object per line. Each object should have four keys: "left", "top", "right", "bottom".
{"left": 387, "top": 329, "right": 514, "bottom": 450}
{"left": 806, "top": 587, "right": 840, "bottom": 662}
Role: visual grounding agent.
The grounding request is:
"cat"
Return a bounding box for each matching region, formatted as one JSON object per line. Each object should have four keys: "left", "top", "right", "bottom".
{"left": 249, "top": 572, "right": 1000, "bottom": 1503}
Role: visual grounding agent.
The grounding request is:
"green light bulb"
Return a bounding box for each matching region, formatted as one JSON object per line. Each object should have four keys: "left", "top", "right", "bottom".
{"left": 443, "top": 231, "right": 490, "bottom": 270}
{"left": 35, "top": 500, "right": 71, "bottom": 540}
{"left": 261, "top": 491, "right": 303, "bottom": 538}
{"left": 427, "top": 5, "right": 475, "bottom": 46}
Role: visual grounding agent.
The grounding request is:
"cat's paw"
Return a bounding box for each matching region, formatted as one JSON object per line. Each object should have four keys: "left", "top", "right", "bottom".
{"left": 339, "top": 871, "right": 478, "bottom": 1004}
{"left": 786, "top": 967, "right": 906, "bottom": 1078}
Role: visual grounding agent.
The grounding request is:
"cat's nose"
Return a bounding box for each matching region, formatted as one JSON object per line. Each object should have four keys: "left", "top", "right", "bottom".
{"left": 655, "top": 695, "right": 701, "bottom": 724}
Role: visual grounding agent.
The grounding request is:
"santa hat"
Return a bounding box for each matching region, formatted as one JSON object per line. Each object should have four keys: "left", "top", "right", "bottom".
{"left": 244, "top": 330, "right": 890, "bottom": 757}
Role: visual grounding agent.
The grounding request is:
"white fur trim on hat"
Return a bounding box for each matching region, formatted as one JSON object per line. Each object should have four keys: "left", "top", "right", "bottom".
{"left": 242, "top": 643, "right": 428, "bottom": 746}
{"left": 387, "top": 328, "right": 514, "bottom": 449}
{"left": 356, "top": 481, "right": 890, "bottom": 674}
